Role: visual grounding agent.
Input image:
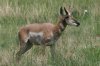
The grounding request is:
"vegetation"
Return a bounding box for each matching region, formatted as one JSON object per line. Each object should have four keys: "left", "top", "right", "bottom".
{"left": 0, "top": 0, "right": 99, "bottom": 66}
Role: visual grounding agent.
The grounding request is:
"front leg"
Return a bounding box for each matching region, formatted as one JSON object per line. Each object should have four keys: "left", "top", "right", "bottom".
{"left": 40, "top": 44, "right": 46, "bottom": 66}
{"left": 41, "top": 44, "right": 46, "bottom": 55}
{"left": 50, "top": 44, "right": 56, "bottom": 59}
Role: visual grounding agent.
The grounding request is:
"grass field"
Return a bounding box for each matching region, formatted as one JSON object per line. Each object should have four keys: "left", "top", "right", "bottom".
{"left": 0, "top": 0, "right": 100, "bottom": 66}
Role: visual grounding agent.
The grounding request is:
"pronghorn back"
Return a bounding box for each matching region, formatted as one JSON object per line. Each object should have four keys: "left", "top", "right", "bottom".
{"left": 18, "top": 23, "right": 55, "bottom": 45}
{"left": 19, "top": 23, "right": 54, "bottom": 32}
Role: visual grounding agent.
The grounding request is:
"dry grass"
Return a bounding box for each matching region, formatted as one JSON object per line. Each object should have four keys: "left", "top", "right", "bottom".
{"left": 0, "top": 0, "right": 99, "bottom": 66}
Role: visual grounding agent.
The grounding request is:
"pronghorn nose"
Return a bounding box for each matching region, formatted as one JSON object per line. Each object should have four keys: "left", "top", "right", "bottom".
{"left": 76, "top": 22, "right": 80, "bottom": 27}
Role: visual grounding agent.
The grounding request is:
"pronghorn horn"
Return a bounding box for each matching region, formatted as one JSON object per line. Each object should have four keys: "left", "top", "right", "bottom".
{"left": 60, "top": 7, "right": 64, "bottom": 15}
{"left": 64, "top": 7, "right": 69, "bottom": 15}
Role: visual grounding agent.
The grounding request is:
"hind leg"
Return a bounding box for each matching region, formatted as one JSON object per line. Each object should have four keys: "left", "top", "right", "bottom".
{"left": 16, "top": 40, "right": 33, "bottom": 62}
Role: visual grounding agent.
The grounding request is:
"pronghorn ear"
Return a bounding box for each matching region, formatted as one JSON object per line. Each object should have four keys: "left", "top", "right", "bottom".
{"left": 60, "top": 7, "right": 64, "bottom": 15}
{"left": 64, "top": 7, "right": 69, "bottom": 15}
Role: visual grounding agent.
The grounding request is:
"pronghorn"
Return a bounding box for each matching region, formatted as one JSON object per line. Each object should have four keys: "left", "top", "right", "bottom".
{"left": 16, "top": 7, "right": 80, "bottom": 62}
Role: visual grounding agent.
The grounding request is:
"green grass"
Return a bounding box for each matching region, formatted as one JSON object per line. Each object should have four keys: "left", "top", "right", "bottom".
{"left": 0, "top": 0, "right": 99, "bottom": 66}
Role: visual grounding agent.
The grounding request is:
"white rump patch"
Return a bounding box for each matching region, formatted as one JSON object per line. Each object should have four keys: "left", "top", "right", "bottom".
{"left": 24, "top": 37, "right": 29, "bottom": 43}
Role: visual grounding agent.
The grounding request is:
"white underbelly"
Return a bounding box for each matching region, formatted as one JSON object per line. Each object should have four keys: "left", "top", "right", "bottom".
{"left": 29, "top": 32, "right": 44, "bottom": 44}
{"left": 28, "top": 32, "right": 55, "bottom": 45}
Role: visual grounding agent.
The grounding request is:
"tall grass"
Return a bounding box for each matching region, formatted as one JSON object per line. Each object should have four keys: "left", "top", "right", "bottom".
{"left": 0, "top": 0, "right": 99, "bottom": 66}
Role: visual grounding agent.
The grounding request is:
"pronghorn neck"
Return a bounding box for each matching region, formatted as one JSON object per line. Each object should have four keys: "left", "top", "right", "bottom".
{"left": 58, "top": 19, "right": 67, "bottom": 32}
{"left": 53, "top": 19, "right": 67, "bottom": 37}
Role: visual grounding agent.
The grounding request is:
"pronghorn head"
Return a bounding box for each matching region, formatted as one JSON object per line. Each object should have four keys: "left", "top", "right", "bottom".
{"left": 60, "top": 7, "right": 80, "bottom": 27}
